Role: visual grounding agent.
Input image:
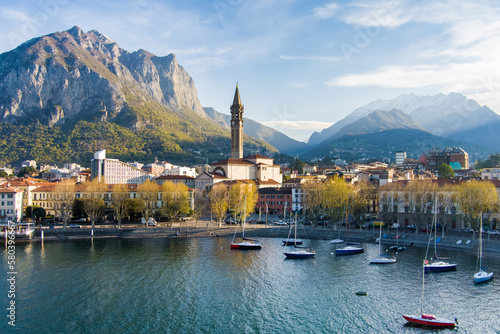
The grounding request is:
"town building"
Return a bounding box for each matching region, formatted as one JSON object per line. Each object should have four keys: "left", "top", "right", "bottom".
{"left": 90, "top": 150, "right": 152, "bottom": 184}
{"left": 163, "top": 166, "right": 197, "bottom": 178}
{"left": 482, "top": 168, "right": 500, "bottom": 180}
{"left": 395, "top": 151, "right": 407, "bottom": 166}
{"left": 0, "top": 178, "right": 40, "bottom": 211}
{"left": 255, "top": 187, "right": 292, "bottom": 215}
{"left": 0, "top": 187, "right": 23, "bottom": 222}
{"left": 154, "top": 175, "right": 195, "bottom": 189}
{"left": 422, "top": 147, "right": 469, "bottom": 171}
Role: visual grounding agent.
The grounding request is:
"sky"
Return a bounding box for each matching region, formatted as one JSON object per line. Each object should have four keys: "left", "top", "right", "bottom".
{"left": 1, "top": 0, "right": 500, "bottom": 142}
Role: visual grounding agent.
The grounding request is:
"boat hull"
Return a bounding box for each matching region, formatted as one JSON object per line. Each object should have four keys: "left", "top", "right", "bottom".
{"left": 330, "top": 239, "right": 344, "bottom": 244}
{"left": 284, "top": 251, "right": 315, "bottom": 259}
{"left": 335, "top": 246, "right": 364, "bottom": 255}
{"left": 424, "top": 261, "right": 457, "bottom": 272}
{"left": 403, "top": 314, "right": 456, "bottom": 328}
{"left": 282, "top": 239, "right": 303, "bottom": 246}
{"left": 369, "top": 257, "right": 396, "bottom": 264}
{"left": 230, "top": 242, "right": 262, "bottom": 250}
{"left": 474, "top": 270, "right": 493, "bottom": 283}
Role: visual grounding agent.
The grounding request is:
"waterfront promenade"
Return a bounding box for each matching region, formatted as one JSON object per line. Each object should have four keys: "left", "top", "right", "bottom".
{"left": 32, "top": 219, "right": 500, "bottom": 257}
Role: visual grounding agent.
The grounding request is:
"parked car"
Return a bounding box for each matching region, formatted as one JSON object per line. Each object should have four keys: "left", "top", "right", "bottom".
{"left": 274, "top": 220, "right": 287, "bottom": 226}
{"left": 69, "top": 224, "right": 81, "bottom": 228}
{"left": 487, "top": 230, "right": 499, "bottom": 235}
{"left": 407, "top": 224, "right": 417, "bottom": 231}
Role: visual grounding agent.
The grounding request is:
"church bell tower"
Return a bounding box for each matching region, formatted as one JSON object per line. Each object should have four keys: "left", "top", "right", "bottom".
{"left": 230, "top": 84, "right": 244, "bottom": 159}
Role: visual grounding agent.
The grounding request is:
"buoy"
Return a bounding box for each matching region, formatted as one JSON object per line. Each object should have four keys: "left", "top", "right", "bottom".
{"left": 356, "top": 291, "right": 367, "bottom": 296}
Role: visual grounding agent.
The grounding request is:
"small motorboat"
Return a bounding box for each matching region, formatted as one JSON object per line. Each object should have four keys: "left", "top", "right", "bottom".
{"left": 335, "top": 245, "right": 364, "bottom": 255}
{"left": 330, "top": 238, "right": 344, "bottom": 244}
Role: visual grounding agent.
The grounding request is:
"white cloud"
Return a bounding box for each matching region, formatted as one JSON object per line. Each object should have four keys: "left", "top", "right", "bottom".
{"left": 262, "top": 120, "right": 334, "bottom": 130}
{"left": 343, "top": 1, "right": 409, "bottom": 27}
{"left": 313, "top": 3, "right": 339, "bottom": 19}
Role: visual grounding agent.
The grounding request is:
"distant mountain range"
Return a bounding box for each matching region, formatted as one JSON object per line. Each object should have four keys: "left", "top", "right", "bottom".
{"left": 305, "top": 93, "right": 500, "bottom": 161}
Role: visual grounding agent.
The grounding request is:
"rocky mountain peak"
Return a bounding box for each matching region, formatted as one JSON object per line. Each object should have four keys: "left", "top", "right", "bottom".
{"left": 0, "top": 26, "right": 207, "bottom": 126}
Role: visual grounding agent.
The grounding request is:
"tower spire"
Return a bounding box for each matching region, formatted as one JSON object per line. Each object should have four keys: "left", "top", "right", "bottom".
{"left": 230, "top": 84, "right": 244, "bottom": 159}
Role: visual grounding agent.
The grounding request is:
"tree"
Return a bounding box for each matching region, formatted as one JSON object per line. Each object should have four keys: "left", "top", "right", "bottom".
{"left": 137, "top": 179, "right": 160, "bottom": 227}
{"left": 82, "top": 179, "right": 107, "bottom": 229}
{"left": 25, "top": 205, "right": 46, "bottom": 223}
{"left": 438, "top": 163, "right": 454, "bottom": 179}
{"left": 436, "top": 184, "right": 457, "bottom": 237}
{"left": 291, "top": 159, "right": 306, "bottom": 174}
{"left": 0, "top": 170, "right": 8, "bottom": 178}
{"left": 379, "top": 183, "right": 401, "bottom": 228}
{"left": 402, "top": 181, "right": 437, "bottom": 235}
{"left": 303, "top": 181, "right": 323, "bottom": 223}
{"left": 350, "top": 181, "right": 371, "bottom": 226}
{"left": 126, "top": 198, "right": 143, "bottom": 220}
{"left": 161, "top": 181, "right": 190, "bottom": 220}
{"left": 72, "top": 198, "right": 86, "bottom": 219}
{"left": 228, "top": 182, "right": 258, "bottom": 223}
{"left": 53, "top": 180, "right": 76, "bottom": 229}
{"left": 454, "top": 180, "right": 498, "bottom": 235}
{"left": 322, "top": 177, "right": 351, "bottom": 229}
{"left": 17, "top": 166, "right": 37, "bottom": 177}
{"left": 208, "top": 183, "right": 230, "bottom": 227}
{"left": 111, "top": 184, "right": 131, "bottom": 229}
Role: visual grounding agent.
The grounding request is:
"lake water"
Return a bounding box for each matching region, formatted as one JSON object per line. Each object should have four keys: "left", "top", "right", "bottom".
{"left": 1, "top": 237, "right": 499, "bottom": 333}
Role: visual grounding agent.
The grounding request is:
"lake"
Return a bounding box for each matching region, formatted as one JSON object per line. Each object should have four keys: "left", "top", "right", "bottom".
{"left": 1, "top": 237, "right": 499, "bottom": 333}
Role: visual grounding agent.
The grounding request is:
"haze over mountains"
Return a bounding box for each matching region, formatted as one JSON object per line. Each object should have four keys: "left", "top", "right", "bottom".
{"left": 307, "top": 93, "right": 500, "bottom": 158}
{"left": 0, "top": 26, "right": 497, "bottom": 166}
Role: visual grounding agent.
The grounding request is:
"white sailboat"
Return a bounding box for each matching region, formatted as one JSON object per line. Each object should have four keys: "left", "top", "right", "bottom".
{"left": 424, "top": 200, "right": 456, "bottom": 273}
{"left": 369, "top": 222, "right": 396, "bottom": 264}
{"left": 284, "top": 215, "right": 315, "bottom": 259}
{"left": 474, "top": 213, "right": 493, "bottom": 283}
{"left": 231, "top": 196, "right": 262, "bottom": 250}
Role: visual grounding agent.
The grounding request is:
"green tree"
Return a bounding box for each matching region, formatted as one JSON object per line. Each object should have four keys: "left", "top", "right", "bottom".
{"left": 438, "top": 163, "right": 454, "bottom": 179}
{"left": 291, "top": 159, "right": 306, "bottom": 175}
{"left": 161, "top": 181, "right": 190, "bottom": 220}
{"left": 0, "top": 170, "right": 8, "bottom": 178}
{"left": 72, "top": 198, "right": 86, "bottom": 219}
{"left": 53, "top": 180, "right": 76, "bottom": 229}
{"left": 82, "top": 179, "right": 107, "bottom": 229}
{"left": 322, "top": 177, "right": 351, "bottom": 229}
{"left": 25, "top": 205, "right": 46, "bottom": 223}
{"left": 18, "top": 166, "right": 37, "bottom": 177}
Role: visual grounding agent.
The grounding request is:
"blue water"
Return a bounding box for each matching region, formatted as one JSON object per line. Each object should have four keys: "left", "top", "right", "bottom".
{"left": 1, "top": 237, "right": 499, "bottom": 333}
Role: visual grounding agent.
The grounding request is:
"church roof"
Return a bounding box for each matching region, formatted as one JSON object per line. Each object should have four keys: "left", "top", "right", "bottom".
{"left": 210, "top": 158, "right": 255, "bottom": 166}
{"left": 243, "top": 154, "right": 272, "bottom": 160}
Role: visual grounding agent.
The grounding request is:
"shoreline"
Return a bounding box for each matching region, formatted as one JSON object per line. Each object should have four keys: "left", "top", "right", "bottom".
{"left": 24, "top": 224, "right": 500, "bottom": 259}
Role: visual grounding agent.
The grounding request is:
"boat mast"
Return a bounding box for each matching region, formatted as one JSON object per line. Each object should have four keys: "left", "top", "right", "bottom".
{"left": 479, "top": 212, "right": 483, "bottom": 270}
{"left": 242, "top": 194, "right": 247, "bottom": 239}
{"left": 378, "top": 221, "right": 382, "bottom": 257}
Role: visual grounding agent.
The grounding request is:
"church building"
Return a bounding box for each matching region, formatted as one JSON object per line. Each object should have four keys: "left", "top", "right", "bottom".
{"left": 196, "top": 85, "right": 282, "bottom": 194}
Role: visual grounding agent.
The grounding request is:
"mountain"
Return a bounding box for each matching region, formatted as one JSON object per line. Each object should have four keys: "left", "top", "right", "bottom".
{"left": 302, "top": 128, "right": 476, "bottom": 162}
{"left": 325, "top": 109, "right": 425, "bottom": 141}
{"left": 0, "top": 27, "right": 275, "bottom": 166}
{"left": 308, "top": 93, "right": 500, "bottom": 153}
{"left": 204, "top": 107, "right": 307, "bottom": 153}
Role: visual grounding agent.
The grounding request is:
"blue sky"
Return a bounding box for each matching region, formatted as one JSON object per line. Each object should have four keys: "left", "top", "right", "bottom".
{"left": 1, "top": 0, "right": 499, "bottom": 141}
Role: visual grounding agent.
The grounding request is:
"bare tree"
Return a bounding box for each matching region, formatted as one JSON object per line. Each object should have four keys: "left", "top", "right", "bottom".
{"left": 137, "top": 179, "right": 160, "bottom": 227}
{"left": 53, "top": 180, "right": 76, "bottom": 229}
{"left": 82, "top": 179, "right": 107, "bottom": 230}
{"left": 303, "top": 181, "right": 323, "bottom": 224}
{"left": 161, "top": 181, "right": 190, "bottom": 221}
{"left": 228, "top": 181, "right": 258, "bottom": 223}
{"left": 111, "top": 184, "right": 131, "bottom": 229}
{"left": 208, "top": 183, "right": 230, "bottom": 227}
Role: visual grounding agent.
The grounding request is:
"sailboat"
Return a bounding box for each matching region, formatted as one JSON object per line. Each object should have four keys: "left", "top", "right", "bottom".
{"left": 335, "top": 207, "right": 363, "bottom": 255}
{"left": 369, "top": 222, "right": 396, "bottom": 264}
{"left": 424, "top": 200, "right": 456, "bottom": 273}
{"left": 230, "top": 196, "right": 262, "bottom": 250}
{"left": 403, "top": 206, "right": 457, "bottom": 328}
{"left": 474, "top": 213, "right": 493, "bottom": 283}
{"left": 403, "top": 257, "right": 457, "bottom": 328}
{"left": 284, "top": 215, "right": 315, "bottom": 259}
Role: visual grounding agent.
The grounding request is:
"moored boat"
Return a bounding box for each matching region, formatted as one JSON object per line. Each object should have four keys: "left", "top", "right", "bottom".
{"left": 403, "top": 314, "right": 456, "bottom": 328}
{"left": 335, "top": 245, "right": 364, "bottom": 255}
